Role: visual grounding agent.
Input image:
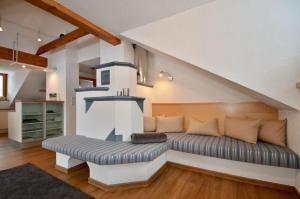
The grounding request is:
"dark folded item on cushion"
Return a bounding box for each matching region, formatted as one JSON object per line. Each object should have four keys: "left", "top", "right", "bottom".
{"left": 131, "top": 133, "right": 167, "bottom": 144}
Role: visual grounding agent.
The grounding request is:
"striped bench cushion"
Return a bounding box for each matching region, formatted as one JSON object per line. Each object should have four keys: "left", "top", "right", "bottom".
{"left": 166, "top": 133, "right": 299, "bottom": 169}
{"left": 42, "top": 133, "right": 299, "bottom": 169}
{"left": 42, "top": 136, "right": 169, "bottom": 165}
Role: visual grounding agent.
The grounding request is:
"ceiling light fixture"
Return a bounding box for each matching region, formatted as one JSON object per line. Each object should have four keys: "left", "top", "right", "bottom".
{"left": 22, "top": 64, "right": 26, "bottom": 68}
{"left": 0, "top": 16, "right": 3, "bottom": 32}
{"left": 37, "top": 28, "right": 42, "bottom": 42}
{"left": 159, "top": 71, "right": 173, "bottom": 81}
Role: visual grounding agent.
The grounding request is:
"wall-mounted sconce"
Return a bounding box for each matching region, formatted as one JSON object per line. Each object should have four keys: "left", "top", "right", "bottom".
{"left": 159, "top": 71, "right": 173, "bottom": 81}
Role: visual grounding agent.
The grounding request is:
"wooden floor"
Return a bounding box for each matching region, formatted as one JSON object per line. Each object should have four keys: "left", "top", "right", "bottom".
{"left": 0, "top": 134, "right": 299, "bottom": 199}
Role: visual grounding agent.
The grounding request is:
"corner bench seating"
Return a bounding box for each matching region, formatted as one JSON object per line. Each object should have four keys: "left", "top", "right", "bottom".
{"left": 43, "top": 135, "right": 169, "bottom": 165}
{"left": 43, "top": 133, "right": 299, "bottom": 169}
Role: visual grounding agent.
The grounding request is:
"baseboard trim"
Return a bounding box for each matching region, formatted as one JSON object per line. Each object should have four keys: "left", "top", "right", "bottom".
{"left": 88, "top": 163, "right": 168, "bottom": 191}
{"left": 166, "top": 161, "right": 296, "bottom": 193}
{"left": 55, "top": 163, "right": 87, "bottom": 174}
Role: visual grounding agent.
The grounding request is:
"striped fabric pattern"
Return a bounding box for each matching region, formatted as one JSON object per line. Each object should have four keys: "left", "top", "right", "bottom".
{"left": 42, "top": 133, "right": 299, "bottom": 169}
{"left": 42, "top": 135, "right": 169, "bottom": 165}
{"left": 167, "top": 133, "right": 299, "bottom": 169}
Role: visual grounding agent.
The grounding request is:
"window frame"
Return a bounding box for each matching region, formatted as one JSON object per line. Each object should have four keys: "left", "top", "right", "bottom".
{"left": 0, "top": 73, "right": 8, "bottom": 98}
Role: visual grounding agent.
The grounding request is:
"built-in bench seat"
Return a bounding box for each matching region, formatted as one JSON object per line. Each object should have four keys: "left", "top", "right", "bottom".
{"left": 43, "top": 133, "right": 299, "bottom": 169}
{"left": 42, "top": 135, "right": 169, "bottom": 165}
{"left": 166, "top": 133, "right": 299, "bottom": 169}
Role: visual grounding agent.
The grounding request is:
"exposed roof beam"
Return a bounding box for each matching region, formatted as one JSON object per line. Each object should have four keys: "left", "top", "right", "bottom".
{"left": 36, "top": 28, "right": 88, "bottom": 55}
{"left": 0, "top": 46, "right": 48, "bottom": 67}
{"left": 25, "top": 0, "right": 121, "bottom": 45}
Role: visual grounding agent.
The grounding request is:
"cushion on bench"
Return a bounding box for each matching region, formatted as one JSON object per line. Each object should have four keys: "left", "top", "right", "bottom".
{"left": 42, "top": 133, "right": 299, "bottom": 169}
{"left": 42, "top": 136, "right": 169, "bottom": 165}
{"left": 166, "top": 133, "right": 299, "bottom": 169}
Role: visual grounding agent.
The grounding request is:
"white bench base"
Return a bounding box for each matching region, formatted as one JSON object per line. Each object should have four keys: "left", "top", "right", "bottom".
{"left": 55, "top": 150, "right": 298, "bottom": 190}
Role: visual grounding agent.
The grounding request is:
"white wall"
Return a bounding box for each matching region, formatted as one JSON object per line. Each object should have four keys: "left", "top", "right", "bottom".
{"left": 77, "top": 35, "right": 100, "bottom": 64}
{"left": 137, "top": 53, "right": 256, "bottom": 116}
{"left": 279, "top": 110, "right": 300, "bottom": 192}
{"left": 123, "top": 0, "right": 300, "bottom": 110}
{"left": 15, "top": 70, "right": 46, "bottom": 101}
{"left": 0, "top": 66, "right": 30, "bottom": 108}
{"left": 99, "top": 40, "right": 134, "bottom": 64}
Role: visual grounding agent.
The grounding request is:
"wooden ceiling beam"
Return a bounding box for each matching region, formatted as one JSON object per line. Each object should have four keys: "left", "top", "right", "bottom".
{"left": 25, "top": 0, "right": 121, "bottom": 45}
{"left": 36, "top": 28, "right": 88, "bottom": 55}
{"left": 0, "top": 46, "right": 48, "bottom": 67}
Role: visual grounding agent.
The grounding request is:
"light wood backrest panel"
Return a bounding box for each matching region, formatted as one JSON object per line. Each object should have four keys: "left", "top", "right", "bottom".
{"left": 152, "top": 102, "right": 278, "bottom": 134}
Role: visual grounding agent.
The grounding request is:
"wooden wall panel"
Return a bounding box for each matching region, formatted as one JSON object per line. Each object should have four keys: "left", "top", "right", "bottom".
{"left": 152, "top": 102, "right": 278, "bottom": 134}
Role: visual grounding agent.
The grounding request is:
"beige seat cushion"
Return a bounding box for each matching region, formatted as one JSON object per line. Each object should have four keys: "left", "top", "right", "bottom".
{"left": 225, "top": 117, "right": 260, "bottom": 144}
{"left": 186, "top": 118, "right": 220, "bottom": 137}
{"left": 156, "top": 116, "right": 184, "bottom": 133}
{"left": 144, "top": 116, "right": 156, "bottom": 132}
{"left": 258, "top": 119, "right": 286, "bottom": 147}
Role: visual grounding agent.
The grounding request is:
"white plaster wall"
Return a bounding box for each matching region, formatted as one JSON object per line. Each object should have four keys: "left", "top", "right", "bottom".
{"left": 279, "top": 110, "right": 300, "bottom": 192}
{"left": 14, "top": 70, "right": 46, "bottom": 101}
{"left": 77, "top": 35, "right": 100, "bottom": 63}
{"left": 99, "top": 40, "right": 134, "bottom": 64}
{"left": 47, "top": 48, "right": 68, "bottom": 134}
{"left": 123, "top": 0, "right": 300, "bottom": 110}
{"left": 65, "top": 44, "right": 79, "bottom": 135}
{"left": 0, "top": 66, "right": 30, "bottom": 108}
{"left": 137, "top": 53, "right": 256, "bottom": 116}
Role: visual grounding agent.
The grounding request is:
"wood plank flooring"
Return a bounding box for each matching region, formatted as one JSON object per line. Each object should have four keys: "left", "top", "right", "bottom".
{"left": 0, "top": 135, "right": 299, "bottom": 199}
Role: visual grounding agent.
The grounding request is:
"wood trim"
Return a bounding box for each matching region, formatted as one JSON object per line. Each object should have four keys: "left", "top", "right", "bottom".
{"left": 36, "top": 28, "right": 89, "bottom": 55}
{"left": 55, "top": 163, "right": 87, "bottom": 174}
{"left": 79, "top": 76, "right": 96, "bottom": 87}
{"left": 152, "top": 102, "right": 278, "bottom": 134}
{"left": 88, "top": 163, "right": 169, "bottom": 192}
{"left": 25, "top": 0, "right": 120, "bottom": 45}
{"left": 166, "top": 162, "right": 296, "bottom": 193}
{"left": 0, "top": 46, "right": 48, "bottom": 67}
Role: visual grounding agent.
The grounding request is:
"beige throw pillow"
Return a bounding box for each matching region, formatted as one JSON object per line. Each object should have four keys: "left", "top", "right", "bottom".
{"left": 144, "top": 116, "right": 156, "bottom": 132}
{"left": 186, "top": 118, "right": 220, "bottom": 137}
{"left": 259, "top": 119, "right": 286, "bottom": 147}
{"left": 225, "top": 118, "right": 260, "bottom": 144}
{"left": 156, "top": 116, "right": 184, "bottom": 133}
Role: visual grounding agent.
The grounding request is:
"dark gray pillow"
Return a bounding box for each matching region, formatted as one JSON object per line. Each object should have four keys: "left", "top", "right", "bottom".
{"left": 131, "top": 133, "right": 167, "bottom": 144}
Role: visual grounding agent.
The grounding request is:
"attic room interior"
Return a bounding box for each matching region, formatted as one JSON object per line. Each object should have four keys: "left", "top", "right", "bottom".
{"left": 0, "top": 0, "right": 299, "bottom": 198}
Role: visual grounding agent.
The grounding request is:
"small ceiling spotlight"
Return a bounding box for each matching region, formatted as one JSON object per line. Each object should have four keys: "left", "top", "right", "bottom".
{"left": 22, "top": 64, "right": 26, "bottom": 68}
{"left": 43, "top": 68, "right": 47, "bottom": 72}
{"left": 159, "top": 71, "right": 174, "bottom": 81}
{"left": 37, "top": 28, "right": 42, "bottom": 42}
{"left": 0, "top": 16, "right": 3, "bottom": 32}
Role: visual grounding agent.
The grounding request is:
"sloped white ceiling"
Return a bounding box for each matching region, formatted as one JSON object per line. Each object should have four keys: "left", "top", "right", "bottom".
{"left": 122, "top": 0, "right": 300, "bottom": 110}
{"left": 57, "top": 0, "right": 214, "bottom": 34}
{"left": 0, "top": 0, "right": 75, "bottom": 49}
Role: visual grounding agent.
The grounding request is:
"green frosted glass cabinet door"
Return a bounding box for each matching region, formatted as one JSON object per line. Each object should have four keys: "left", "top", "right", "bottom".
{"left": 22, "top": 103, "right": 44, "bottom": 142}
{"left": 46, "top": 103, "right": 64, "bottom": 138}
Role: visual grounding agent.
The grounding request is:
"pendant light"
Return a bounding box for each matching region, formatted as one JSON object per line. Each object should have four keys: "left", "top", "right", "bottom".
{"left": 37, "top": 28, "right": 42, "bottom": 42}
{"left": 0, "top": 16, "right": 3, "bottom": 32}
